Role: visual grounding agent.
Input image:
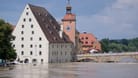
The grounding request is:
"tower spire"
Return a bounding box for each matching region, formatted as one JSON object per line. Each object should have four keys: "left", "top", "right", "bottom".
{"left": 66, "top": 0, "right": 72, "bottom": 14}
{"left": 67, "top": 0, "right": 70, "bottom": 5}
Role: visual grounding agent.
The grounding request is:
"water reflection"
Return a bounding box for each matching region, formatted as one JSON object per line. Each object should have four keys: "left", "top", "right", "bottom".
{"left": 14, "top": 64, "right": 49, "bottom": 78}
{"left": 0, "top": 63, "right": 138, "bottom": 78}
{"left": 0, "top": 63, "right": 78, "bottom": 78}
{"left": 49, "top": 63, "right": 78, "bottom": 78}
{"left": 0, "top": 64, "right": 48, "bottom": 78}
{"left": 119, "top": 57, "right": 138, "bottom": 63}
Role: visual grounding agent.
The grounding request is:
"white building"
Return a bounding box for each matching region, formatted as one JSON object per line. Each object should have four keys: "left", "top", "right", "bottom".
{"left": 12, "top": 4, "right": 74, "bottom": 64}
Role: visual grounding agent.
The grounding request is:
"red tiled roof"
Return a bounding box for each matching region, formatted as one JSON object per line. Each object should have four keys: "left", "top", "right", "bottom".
{"left": 79, "top": 32, "right": 101, "bottom": 51}
{"left": 79, "top": 33, "right": 97, "bottom": 45}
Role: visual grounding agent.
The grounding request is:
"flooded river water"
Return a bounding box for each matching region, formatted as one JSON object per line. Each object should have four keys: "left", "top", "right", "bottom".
{"left": 0, "top": 62, "right": 138, "bottom": 78}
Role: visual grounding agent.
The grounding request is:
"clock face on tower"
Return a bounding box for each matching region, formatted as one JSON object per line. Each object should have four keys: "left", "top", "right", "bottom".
{"left": 66, "top": 26, "right": 71, "bottom": 31}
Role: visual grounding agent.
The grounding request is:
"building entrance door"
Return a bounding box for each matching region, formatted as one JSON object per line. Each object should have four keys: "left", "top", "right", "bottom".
{"left": 24, "top": 58, "right": 29, "bottom": 63}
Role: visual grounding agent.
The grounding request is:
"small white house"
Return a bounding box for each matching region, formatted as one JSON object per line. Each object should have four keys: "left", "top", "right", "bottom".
{"left": 12, "top": 4, "right": 74, "bottom": 64}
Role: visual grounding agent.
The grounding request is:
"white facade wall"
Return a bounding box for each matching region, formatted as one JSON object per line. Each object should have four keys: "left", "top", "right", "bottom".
{"left": 49, "top": 43, "right": 73, "bottom": 63}
{"left": 12, "top": 4, "right": 49, "bottom": 64}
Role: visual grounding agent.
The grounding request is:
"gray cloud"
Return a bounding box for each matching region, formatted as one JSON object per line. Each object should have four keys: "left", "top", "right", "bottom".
{"left": 77, "top": 0, "right": 138, "bottom": 39}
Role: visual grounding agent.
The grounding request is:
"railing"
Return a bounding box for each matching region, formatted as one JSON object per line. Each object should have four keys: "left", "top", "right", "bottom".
{"left": 77, "top": 52, "right": 138, "bottom": 57}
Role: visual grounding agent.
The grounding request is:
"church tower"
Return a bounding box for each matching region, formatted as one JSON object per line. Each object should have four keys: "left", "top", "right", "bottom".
{"left": 62, "top": 0, "right": 76, "bottom": 45}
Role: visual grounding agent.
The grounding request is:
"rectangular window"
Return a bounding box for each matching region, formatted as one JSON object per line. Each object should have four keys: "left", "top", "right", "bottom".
{"left": 13, "top": 36, "right": 16, "bottom": 40}
{"left": 39, "top": 37, "right": 41, "bottom": 41}
{"left": 29, "top": 18, "right": 32, "bottom": 22}
{"left": 85, "top": 41, "right": 88, "bottom": 44}
{"left": 65, "top": 45, "right": 67, "bottom": 48}
{"left": 39, "top": 44, "right": 42, "bottom": 48}
{"left": 52, "top": 51, "right": 55, "bottom": 56}
{"left": 21, "top": 31, "right": 24, "bottom": 34}
{"left": 57, "top": 51, "right": 58, "bottom": 55}
{"left": 91, "top": 42, "right": 94, "bottom": 44}
{"left": 21, "top": 51, "right": 24, "bottom": 55}
{"left": 65, "top": 51, "right": 67, "bottom": 56}
{"left": 22, "top": 25, "right": 24, "bottom": 28}
{"left": 21, "top": 37, "right": 24, "bottom": 41}
{"left": 30, "top": 37, "right": 33, "bottom": 41}
{"left": 30, "top": 51, "right": 33, "bottom": 55}
{"left": 21, "top": 44, "right": 24, "bottom": 48}
{"left": 70, "top": 45, "right": 72, "bottom": 48}
{"left": 13, "top": 44, "right": 15, "bottom": 48}
{"left": 30, "top": 45, "right": 33, "bottom": 48}
{"left": 61, "top": 51, "right": 62, "bottom": 55}
{"left": 31, "top": 24, "right": 33, "bottom": 28}
{"left": 86, "top": 37, "right": 88, "bottom": 39}
{"left": 26, "top": 12, "right": 29, "bottom": 15}
{"left": 52, "top": 45, "right": 54, "bottom": 48}
{"left": 32, "top": 31, "right": 34, "bottom": 34}
{"left": 39, "top": 51, "right": 42, "bottom": 55}
{"left": 23, "top": 18, "right": 26, "bottom": 22}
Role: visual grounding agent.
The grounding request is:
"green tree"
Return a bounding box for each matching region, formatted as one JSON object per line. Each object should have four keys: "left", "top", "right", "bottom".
{"left": 100, "top": 38, "right": 138, "bottom": 53}
{"left": 129, "top": 38, "right": 138, "bottom": 51}
{"left": 100, "top": 38, "right": 110, "bottom": 53}
{"left": 0, "top": 19, "right": 16, "bottom": 63}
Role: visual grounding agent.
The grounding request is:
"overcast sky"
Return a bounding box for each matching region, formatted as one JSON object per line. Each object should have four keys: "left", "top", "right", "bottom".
{"left": 0, "top": 0, "right": 138, "bottom": 39}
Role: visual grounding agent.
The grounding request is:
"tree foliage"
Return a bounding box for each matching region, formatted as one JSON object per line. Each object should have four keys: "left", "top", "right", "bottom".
{"left": 100, "top": 38, "right": 138, "bottom": 53}
{"left": 0, "top": 19, "right": 16, "bottom": 62}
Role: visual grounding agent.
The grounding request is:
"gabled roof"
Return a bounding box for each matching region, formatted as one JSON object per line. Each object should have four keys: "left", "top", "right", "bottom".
{"left": 28, "top": 4, "right": 71, "bottom": 43}
{"left": 79, "top": 32, "right": 101, "bottom": 51}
